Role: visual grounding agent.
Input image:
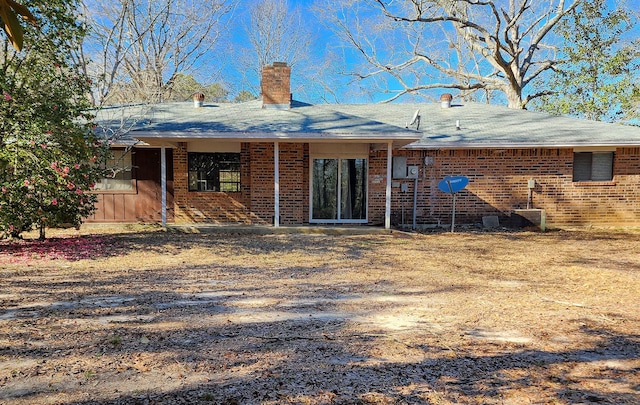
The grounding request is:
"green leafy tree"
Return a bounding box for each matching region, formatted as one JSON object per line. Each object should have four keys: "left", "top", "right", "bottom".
{"left": 234, "top": 90, "right": 257, "bottom": 103}
{"left": 204, "top": 83, "right": 229, "bottom": 103}
{"left": 630, "top": 82, "right": 640, "bottom": 124}
{"left": 165, "top": 74, "right": 229, "bottom": 102}
{"left": 532, "top": 0, "right": 638, "bottom": 122}
{"left": 165, "top": 73, "right": 203, "bottom": 101}
{"left": 0, "top": 0, "right": 108, "bottom": 239}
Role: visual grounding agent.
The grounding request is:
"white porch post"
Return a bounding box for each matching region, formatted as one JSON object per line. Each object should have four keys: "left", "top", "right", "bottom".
{"left": 161, "top": 145, "right": 167, "bottom": 227}
{"left": 274, "top": 141, "right": 280, "bottom": 227}
{"left": 385, "top": 141, "right": 392, "bottom": 229}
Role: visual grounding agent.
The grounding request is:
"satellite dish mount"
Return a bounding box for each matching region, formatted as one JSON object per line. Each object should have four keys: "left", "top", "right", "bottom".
{"left": 437, "top": 175, "right": 469, "bottom": 232}
{"left": 406, "top": 109, "right": 421, "bottom": 131}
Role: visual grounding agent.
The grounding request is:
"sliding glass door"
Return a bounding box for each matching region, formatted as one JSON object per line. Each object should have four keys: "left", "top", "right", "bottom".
{"left": 311, "top": 158, "right": 367, "bottom": 222}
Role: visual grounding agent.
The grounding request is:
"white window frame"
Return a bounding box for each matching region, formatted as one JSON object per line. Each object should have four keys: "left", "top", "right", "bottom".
{"left": 93, "top": 148, "right": 134, "bottom": 192}
{"left": 572, "top": 147, "right": 615, "bottom": 182}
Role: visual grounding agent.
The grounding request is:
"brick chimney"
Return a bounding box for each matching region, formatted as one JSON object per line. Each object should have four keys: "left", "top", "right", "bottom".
{"left": 261, "top": 62, "right": 291, "bottom": 109}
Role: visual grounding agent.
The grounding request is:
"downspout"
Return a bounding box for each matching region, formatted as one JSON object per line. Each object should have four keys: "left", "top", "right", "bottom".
{"left": 274, "top": 141, "right": 280, "bottom": 227}
{"left": 385, "top": 141, "right": 392, "bottom": 230}
{"left": 161, "top": 145, "right": 167, "bottom": 227}
{"left": 412, "top": 177, "right": 418, "bottom": 230}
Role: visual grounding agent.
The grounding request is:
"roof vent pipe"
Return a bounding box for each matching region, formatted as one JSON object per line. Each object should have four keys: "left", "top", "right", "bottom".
{"left": 440, "top": 93, "right": 453, "bottom": 108}
{"left": 193, "top": 93, "right": 205, "bottom": 108}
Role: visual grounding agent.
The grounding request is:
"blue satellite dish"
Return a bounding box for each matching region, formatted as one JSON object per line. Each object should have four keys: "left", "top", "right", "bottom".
{"left": 438, "top": 176, "right": 469, "bottom": 194}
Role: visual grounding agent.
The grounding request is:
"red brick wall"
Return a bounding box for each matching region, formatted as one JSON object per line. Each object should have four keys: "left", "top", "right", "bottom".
{"left": 170, "top": 144, "right": 640, "bottom": 228}
{"left": 173, "top": 142, "right": 309, "bottom": 225}
{"left": 367, "top": 150, "right": 390, "bottom": 226}
{"left": 173, "top": 142, "right": 188, "bottom": 212}
{"left": 174, "top": 142, "right": 253, "bottom": 224}
{"left": 278, "top": 143, "right": 307, "bottom": 224}
{"left": 379, "top": 148, "right": 640, "bottom": 227}
{"left": 248, "top": 143, "right": 275, "bottom": 224}
{"left": 261, "top": 63, "right": 291, "bottom": 107}
{"left": 86, "top": 141, "right": 640, "bottom": 228}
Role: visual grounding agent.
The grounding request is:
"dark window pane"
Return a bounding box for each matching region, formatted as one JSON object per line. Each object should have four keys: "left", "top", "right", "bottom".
{"left": 188, "top": 152, "right": 240, "bottom": 192}
{"left": 312, "top": 159, "right": 338, "bottom": 220}
{"left": 573, "top": 151, "right": 614, "bottom": 182}
{"left": 591, "top": 152, "right": 613, "bottom": 181}
{"left": 340, "top": 159, "right": 367, "bottom": 220}
{"left": 573, "top": 152, "right": 592, "bottom": 181}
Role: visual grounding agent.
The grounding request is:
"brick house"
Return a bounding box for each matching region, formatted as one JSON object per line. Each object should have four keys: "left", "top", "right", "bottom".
{"left": 90, "top": 63, "right": 640, "bottom": 229}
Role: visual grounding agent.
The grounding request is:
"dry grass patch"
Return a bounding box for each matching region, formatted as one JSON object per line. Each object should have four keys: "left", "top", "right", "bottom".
{"left": 0, "top": 226, "right": 639, "bottom": 404}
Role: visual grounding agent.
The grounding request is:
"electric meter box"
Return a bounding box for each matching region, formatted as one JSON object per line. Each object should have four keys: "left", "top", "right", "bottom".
{"left": 392, "top": 156, "right": 407, "bottom": 179}
{"left": 407, "top": 166, "right": 419, "bottom": 179}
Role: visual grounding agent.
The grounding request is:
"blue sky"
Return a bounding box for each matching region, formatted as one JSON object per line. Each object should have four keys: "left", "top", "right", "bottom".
{"left": 220, "top": 0, "right": 350, "bottom": 103}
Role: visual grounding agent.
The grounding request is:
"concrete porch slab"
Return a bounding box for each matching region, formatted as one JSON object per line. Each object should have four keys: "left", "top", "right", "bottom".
{"left": 167, "top": 224, "right": 394, "bottom": 235}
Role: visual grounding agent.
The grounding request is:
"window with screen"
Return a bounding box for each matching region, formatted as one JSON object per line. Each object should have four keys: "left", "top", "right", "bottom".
{"left": 188, "top": 152, "right": 241, "bottom": 192}
{"left": 94, "top": 149, "right": 133, "bottom": 191}
{"left": 573, "top": 151, "right": 614, "bottom": 182}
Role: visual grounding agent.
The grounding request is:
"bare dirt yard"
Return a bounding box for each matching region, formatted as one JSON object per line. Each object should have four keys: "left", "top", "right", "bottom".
{"left": 0, "top": 225, "right": 639, "bottom": 404}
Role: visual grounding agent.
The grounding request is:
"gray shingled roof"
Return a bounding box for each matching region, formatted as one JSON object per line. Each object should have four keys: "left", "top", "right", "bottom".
{"left": 406, "top": 102, "right": 640, "bottom": 149}
{"left": 95, "top": 99, "right": 640, "bottom": 149}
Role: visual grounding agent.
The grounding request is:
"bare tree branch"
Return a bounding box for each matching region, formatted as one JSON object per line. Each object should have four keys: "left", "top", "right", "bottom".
{"left": 324, "top": 0, "right": 583, "bottom": 108}
{"left": 236, "top": 0, "right": 329, "bottom": 102}
{"left": 83, "top": 0, "right": 236, "bottom": 105}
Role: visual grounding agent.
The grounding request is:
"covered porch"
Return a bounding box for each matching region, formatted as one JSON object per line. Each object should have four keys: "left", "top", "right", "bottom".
{"left": 137, "top": 133, "right": 420, "bottom": 230}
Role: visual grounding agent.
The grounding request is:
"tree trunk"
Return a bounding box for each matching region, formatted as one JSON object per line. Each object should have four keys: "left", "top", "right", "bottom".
{"left": 39, "top": 222, "right": 46, "bottom": 240}
{"left": 505, "top": 85, "right": 525, "bottom": 109}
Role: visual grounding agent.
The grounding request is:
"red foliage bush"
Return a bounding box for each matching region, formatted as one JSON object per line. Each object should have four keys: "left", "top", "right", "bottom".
{"left": 0, "top": 235, "right": 115, "bottom": 264}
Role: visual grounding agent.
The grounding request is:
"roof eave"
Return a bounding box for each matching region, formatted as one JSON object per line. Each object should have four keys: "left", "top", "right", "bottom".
{"left": 403, "top": 141, "right": 640, "bottom": 149}
{"left": 133, "top": 130, "right": 421, "bottom": 146}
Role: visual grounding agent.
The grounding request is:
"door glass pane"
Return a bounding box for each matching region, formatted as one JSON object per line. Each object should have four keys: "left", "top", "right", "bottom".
{"left": 312, "top": 159, "right": 338, "bottom": 220}
{"left": 340, "top": 159, "right": 367, "bottom": 220}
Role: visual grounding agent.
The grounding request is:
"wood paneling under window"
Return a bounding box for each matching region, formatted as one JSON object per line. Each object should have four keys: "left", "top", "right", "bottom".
{"left": 88, "top": 148, "right": 174, "bottom": 222}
